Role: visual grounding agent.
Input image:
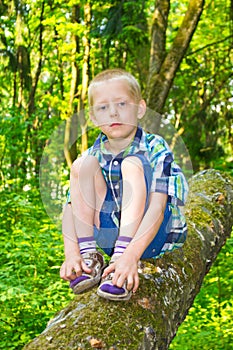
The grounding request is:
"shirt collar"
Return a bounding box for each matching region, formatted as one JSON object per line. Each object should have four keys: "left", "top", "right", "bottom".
{"left": 92, "top": 125, "right": 147, "bottom": 156}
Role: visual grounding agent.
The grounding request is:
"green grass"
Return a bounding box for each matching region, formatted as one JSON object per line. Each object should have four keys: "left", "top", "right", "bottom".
{"left": 170, "top": 232, "right": 233, "bottom": 350}
{"left": 0, "top": 188, "right": 232, "bottom": 349}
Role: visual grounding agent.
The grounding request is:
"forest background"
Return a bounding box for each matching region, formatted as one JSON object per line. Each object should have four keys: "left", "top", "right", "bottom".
{"left": 0, "top": 0, "right": 232, "bottom": 349}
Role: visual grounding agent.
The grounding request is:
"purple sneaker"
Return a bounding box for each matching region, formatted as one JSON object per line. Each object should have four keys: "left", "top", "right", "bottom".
{"left": 97, "top": 257, "right": 132, "bottom": 301}
{"left": 97, "top": 272, "right": 132, "bottom": 301}
{"left": 70, "top": 252, "right": 105, "bottom": 294}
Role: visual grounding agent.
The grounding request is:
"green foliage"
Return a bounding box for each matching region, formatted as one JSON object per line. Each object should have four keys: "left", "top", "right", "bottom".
{"left": 1, "top": 0, "right": 232, "bottom": 174}
{"left": 170, "top": 232, "right": 233, "bottom": 349}
{"left": 0, "top": 189, "right": 73, "bottom": 350}
{"left": 0, "top": 0, "right": 232, "bottom": 349}
{"left": 0, "top": 186, "right": 232, "bottom": 349}
{"left": 166, "top": 0, "right": 233, "bottom": 171}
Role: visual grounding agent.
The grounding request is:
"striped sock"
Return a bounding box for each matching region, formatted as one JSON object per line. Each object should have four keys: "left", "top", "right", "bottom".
{"left": 78, "top": 237, "right": 96, "bottom": 255}
{"left": 112, "top": 236, "right": 132, "bottom": 259}
{"left": 70, "top": 237, "right": 96, "bottom": 289}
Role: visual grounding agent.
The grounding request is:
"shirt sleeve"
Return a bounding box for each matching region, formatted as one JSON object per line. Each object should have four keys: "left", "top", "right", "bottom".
{"left": 150, "top": 136, "right": 189, "bottom": 206}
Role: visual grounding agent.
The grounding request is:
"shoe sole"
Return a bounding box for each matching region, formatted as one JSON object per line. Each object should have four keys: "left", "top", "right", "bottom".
{"left": 72, "top": 261, "right": 107, "bottom": 294}
{"left": 97, "top": 288, "right": 132, "bottom": 301}
{"left": 72, "top": 275, "right": 102, "bottom": 294}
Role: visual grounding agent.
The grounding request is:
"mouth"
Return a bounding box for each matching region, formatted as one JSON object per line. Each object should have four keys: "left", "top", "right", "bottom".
{"left": 110, "top": 123, "right": 122, "bottom": 127}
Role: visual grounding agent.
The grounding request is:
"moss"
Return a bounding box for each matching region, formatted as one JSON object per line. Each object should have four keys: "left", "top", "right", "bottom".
{"left": 24, "top": 170, "right": 233, "bottom": 350}
{"left": 25, "top": 286, "right": 165, "bottom": 349}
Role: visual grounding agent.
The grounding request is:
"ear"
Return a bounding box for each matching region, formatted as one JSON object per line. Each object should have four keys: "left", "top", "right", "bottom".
{"left": 137, "top": 99, "right": 147, "bottom": 120}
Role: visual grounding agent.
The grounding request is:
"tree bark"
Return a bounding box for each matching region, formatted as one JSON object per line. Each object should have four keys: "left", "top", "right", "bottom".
{"left": 64, "top": 5, "right": 80, "bottom": 168}
{"left": 145, "top": 0, "right": 205, "bottom": 132}
{"left": 64, "top": 4, "right": 91, "bottom": 166}
{"left": 79, "top": 3, "right": 91, "bottom": 154}
{"left": 24, "top": 169, "right": 233, "bottom": 350}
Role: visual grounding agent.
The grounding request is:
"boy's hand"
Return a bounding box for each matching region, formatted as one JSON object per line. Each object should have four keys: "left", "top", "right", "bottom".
{"left": 60, "top": 255, "right": 92, "bottom": 281}
{"left": 102, "top": 253, "right": 139, "bottom": 293}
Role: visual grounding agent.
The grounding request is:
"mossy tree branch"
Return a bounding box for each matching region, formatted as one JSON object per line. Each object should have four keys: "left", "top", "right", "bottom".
{"left": 24, "top": 169, "right": 233, "bottom": 350}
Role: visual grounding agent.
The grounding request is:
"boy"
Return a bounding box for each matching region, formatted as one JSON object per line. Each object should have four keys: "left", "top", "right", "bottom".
{"left": 60, "top": 69, "right": 188, "bottom": 301}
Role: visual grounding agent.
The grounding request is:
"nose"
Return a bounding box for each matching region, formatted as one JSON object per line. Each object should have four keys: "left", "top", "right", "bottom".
{"left": 109, "top": 102, "right": 118, "bottom": 117}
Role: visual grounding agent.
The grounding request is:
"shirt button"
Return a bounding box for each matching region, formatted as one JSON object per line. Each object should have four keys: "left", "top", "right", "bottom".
{"left": 113, "top": 160, "right": 118, "bottom": 166}
{"left": 115, "top": 184, "right": 119, "bottom": 189}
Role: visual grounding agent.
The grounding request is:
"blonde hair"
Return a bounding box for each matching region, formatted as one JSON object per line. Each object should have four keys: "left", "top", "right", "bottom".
{"left": 88, "top": 68, "right": 142, "bottom": 107}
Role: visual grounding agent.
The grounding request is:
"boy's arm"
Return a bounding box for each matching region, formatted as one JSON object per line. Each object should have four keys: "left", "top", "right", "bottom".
{"left": 60, "top": 203, "right": 91, "bottom": 281}
{"left": 103, "top": 192, "right": 167, "bottom": 292}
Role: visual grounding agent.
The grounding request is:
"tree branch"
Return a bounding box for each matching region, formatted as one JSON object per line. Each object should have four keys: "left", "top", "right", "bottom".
{"left": 149, "top": 0, "right": 170, "bottom": 75}
{"left": 187, "top": 71, "right": 233, "bottom": 124}
{"left": 64, "top": 5, "right": 80, "bottom": 167}
{"left": 146, "top": 0, "right": 205, "bottom": 132}
{"left": 24, "top": 169, "right": 233, "bottom": 350}
{"left": 186, "top": 35, "right": 233, "bottom": 56}
{"left": 27, "top": 0, "right": 45, "bottom": 116}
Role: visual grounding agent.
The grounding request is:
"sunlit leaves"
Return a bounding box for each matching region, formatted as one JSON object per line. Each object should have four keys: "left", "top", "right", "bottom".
{"left": 0, "top": 1, "right": 232, "bottom": 349}
{"left": 0, "top": 189, "right": 72, "bottom": 350}
{"left": 167, "top": 0, "right": 232, "bottom": 172}
{"left": 170, "top": 233, "right": 233, "bottom": 349}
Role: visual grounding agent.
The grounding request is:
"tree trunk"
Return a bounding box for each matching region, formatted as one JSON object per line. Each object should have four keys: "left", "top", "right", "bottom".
{"left": 24, "top": 169, "right": 232, "bottom": 350}
{"left": 79, "top": 3, "right": 91, "bottom": 154}
{"left": 64, "top": 4, "right": 91, "bottom": 166}
{"left": 145, "top": 0, "right": 205, "bottom": 132}
{"left": 64, "top": 5, "right": 80, "bottom": 168}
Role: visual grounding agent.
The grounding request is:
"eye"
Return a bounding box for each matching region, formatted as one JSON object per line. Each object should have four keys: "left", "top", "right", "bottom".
{"left": 118, "top": 101, "right": 127, "bottom": 108}
{"left": 96, "top": 104, "right": 108, "bottom": 111}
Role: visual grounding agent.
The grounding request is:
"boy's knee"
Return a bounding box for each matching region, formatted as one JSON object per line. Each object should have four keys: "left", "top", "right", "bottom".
{"left": 71, "top": 158, "right": 82, "bottom": 177}
{"left": 71, "top": 155, "right": 99, "bottom": 177}
{"left": 121, "top": 156, "right": 144, "bottom": 175}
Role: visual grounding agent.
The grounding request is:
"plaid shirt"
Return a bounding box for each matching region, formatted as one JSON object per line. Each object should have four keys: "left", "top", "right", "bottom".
{"left": 79, "top": 126, "right": 188, "bottom": 255}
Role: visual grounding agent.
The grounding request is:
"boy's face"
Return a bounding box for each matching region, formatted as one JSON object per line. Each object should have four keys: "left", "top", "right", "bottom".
{"left": 90, "top": 79, "right": 146, "bottom": 140}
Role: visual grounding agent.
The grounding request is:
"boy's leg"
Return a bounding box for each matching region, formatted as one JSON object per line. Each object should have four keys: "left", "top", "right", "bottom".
{"left": 117, "top": 155, "right": 171, "bottom": 259}
{"left": 119, "top": 156, "right": 147, "bottom": 234}
{"left": 97, "top": 156, "right": 149, "bottom": 300}
{"left": 70, "top": 155, "right": 107, "bottom": 242}
{"left": 112, "top": 156, "right": 148, "bottom": 259}
{"left": 69, "top": 155, "right": 107, "bottom": 293}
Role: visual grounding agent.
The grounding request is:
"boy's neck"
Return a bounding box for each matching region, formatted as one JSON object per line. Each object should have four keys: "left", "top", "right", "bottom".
{"left": 106, "top": 135, "right": 135, "bottom": 155}
{"left": 105, "top": 139, "right": 129, "bottom": 155}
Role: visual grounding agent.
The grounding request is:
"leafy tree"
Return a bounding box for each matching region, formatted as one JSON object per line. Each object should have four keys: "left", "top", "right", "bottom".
{"left": 0, "top": 0, "right": 232, "bottom": 349}
{"left": 165, "top": 0, "right": 233, "bottom": 170}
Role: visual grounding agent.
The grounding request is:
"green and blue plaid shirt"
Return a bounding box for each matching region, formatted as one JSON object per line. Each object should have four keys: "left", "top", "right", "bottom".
{"left": 80, "top": 126, "right": 189, "bottom": 254}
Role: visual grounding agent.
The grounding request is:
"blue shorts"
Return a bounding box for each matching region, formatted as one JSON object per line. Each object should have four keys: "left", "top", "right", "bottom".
{"left": 94, "top": 154, "right": 172, "bottom": 259}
